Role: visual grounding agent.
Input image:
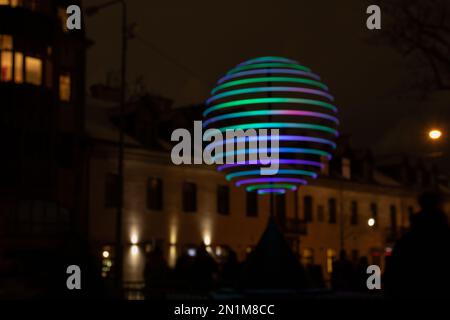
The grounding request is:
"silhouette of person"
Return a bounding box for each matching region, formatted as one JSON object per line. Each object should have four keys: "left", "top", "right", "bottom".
{"left": 384, "top": 192, "right": 450, "bottom": 298}
{"left": 144, "top": 246, "right": 169, "bottom": 299}
{"left": 332, "top": 250, "right": 353, "bottom": 291}
{"left": 191, "top": 243, "right": 218, "bottom": 292}
{"left": 221, "top": 248, "right": 239, "bottom": 288}
{"left": 174, "top": 251, "right": 192, "bottom": 281}
{"left": 353, "top": 256, "right": 369, "bottom": 291}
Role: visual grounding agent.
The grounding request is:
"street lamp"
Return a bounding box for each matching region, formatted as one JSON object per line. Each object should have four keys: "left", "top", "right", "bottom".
{"left": 368, "top": 218, "right": 376, "bottom": 227}
{"left": 86, "top": 0, "right": 128, "bottom": 296}
{"left": 428, "top": 129, "right": 442, "bottom": 140}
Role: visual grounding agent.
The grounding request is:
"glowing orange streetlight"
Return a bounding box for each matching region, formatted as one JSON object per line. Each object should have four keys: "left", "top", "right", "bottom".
{"left": 428, "top": 129, "right": 442, "bottom": 140}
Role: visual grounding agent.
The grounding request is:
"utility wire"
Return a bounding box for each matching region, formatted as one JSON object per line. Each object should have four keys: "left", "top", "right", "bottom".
{"left": 134, "top": 35, "right": 210, "bottom": 86}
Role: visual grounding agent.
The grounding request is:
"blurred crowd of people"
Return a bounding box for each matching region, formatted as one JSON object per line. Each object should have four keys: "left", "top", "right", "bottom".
{"left": 143, "top": 192, "right": 450, "bottom": 299}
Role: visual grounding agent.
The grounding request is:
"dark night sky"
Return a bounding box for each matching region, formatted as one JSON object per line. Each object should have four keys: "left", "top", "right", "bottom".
{"left": 84, "top": 0, "right": 449, "bottom": 167}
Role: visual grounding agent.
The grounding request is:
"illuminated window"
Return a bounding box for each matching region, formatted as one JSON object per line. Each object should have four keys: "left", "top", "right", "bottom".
{"left": 0, "top": 35, "right": 13, "bottom": 82}
{"left": 25, "top": 56, "right": 42, "bottom": 85}
{"left": 0, "top": 0, "right": 21, "bottom": 7}
{"left": 301, "top": 248, "right": 314, "bottom": 266}
{"left": 327, "top": 249, "right": 336, "bottom": 273}
{"left": 14, "top": 52, "right": 23, "bottom": 83}
{"left": 1, "top": 51, "right": 12, "bottom": 81}
{"left": 0, "top": 34, "right": 12, "bottom": 50}
{"left": 58, "top": 7, "right": 69, "bottom": 32}
{"left": 59, "top": 73, "right": 71, "bottom": 101}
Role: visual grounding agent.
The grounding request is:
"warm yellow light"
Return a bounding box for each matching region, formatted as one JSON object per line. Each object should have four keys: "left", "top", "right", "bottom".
{"left": 130, "top": 233, "right": 138, "bottom": 245}
{"left": 169, "top": 224, "right": 177, "bottom": 245}
{"left": 368, "top": 218, "right": 376, "bottom": 227}
{"left": 168, "top": 245, "right": 177, "bottom": 268}
{"left": 102, "top": 250, "right": 110, "bottom": 258}
{"left": 203, "top": 234, "right": 211, "bottom": 247}
{"left": 429, "top": 129, "right": 442, "bottom": 140}
{"left": 131, "top": 245, "right": 139, "bottom": 256}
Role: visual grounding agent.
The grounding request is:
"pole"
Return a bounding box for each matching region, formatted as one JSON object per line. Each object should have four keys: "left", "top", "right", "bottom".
{"left": 339, "top": 180, "right": 344, "bottom": 253}
{"left": 115, "top": 0, "right": 127, "bottom": 296}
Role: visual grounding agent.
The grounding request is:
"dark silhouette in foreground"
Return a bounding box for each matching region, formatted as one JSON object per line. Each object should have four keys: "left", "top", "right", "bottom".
{"left": 385, "top": 192, "right": 450, "bottom": 298}
{"left": 240, "top": 217, "right": 307, "bottom": 290}
{"left": 331, "top": 250, "right": 353, "bottom": 291}
{"left": 353, "top": 256, "right": 369, "bottom": 292}
{"left": 144, "top": 246, "right": 169, "bottom": 299}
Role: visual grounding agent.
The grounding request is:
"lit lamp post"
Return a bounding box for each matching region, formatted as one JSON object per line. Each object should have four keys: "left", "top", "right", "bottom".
{"left": 86, "top": 0, "right": 128, "bottom": 295}
{"left": 428, "top": 129, "right": 442, "bottom": 141}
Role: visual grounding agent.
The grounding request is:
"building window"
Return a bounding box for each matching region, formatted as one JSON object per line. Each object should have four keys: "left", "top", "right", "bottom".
{"left": 328, "top": 198, "right": 337, "bottom": 224}
{"left": 182, "top": 182, "right": 197, "bottom": 212}
{"left": 1, "top": 0, "right": 48, "bottom": 12}
{"left": 58, "top": 7, "right": 69, "bottom": 32}
{"left": 0, "top": 34, "right": 13, "bottom": 82}
{"left": 246, "top": 191, "right": 258, "bottom": 217}
{"left": 25, "top": 56, "right": 42, "bottom": 85}
{"left": 327, "top": 249, "right": 336, "bottom": 273}
{"left": 105, "top": 173, "right": 120, "bottom": 208}
{"left": 390, "top": 205, "right": 397, "bottom": 234}
{"left": 1, "top": 51, "right": 12, "bottom": 81}
{"left": 59, "top": 73, "right": 71, "bottom": 102}
{"left": 370, "top": 202, "right": 378, "bottom": 227}
{"left": 147, "top": 178, "right": 163, "bottom": 211}
{"left": 14, "top": 52, "right": 23, "bottom": 83}
{"left": 303, "top": 195, "right": 313, "bottom": 222}
{"left": 301, "top": 248, "right": 314, "bottom": 266}
{"left": 350, "top": 201, "right": 358, "bottom": 225}
{"left": 217, "top": 185, "right": 229, "bottom": 216}
{"left": 0, "top": 0, "right": 30, "bottom": 8}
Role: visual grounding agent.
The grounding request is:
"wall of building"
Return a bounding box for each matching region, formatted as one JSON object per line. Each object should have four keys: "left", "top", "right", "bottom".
{"left": 88, "top": 145, "right": 427, "bottom": 285}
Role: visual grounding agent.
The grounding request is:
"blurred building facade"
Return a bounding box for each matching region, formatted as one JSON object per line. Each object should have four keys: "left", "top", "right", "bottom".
{"left": 0, "top": 0, "right": 87, "bottom": 296}
{"left": 86, "top": 93, "right": 450, "bottom": 289}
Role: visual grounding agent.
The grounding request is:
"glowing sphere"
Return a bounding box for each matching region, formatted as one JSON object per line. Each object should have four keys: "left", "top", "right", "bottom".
{"left": 204, "top": 56, "right": 339, "bottom": 194}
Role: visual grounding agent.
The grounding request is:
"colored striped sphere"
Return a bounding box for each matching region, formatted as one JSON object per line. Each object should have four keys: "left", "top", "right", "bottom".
{"left": 203, "top": 56, "right": 339, "bottom": 195}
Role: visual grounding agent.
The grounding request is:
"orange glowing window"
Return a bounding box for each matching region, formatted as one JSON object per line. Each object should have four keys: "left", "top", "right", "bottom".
{"left": 1, "top": 51, "right": 12, "bottom": 81}
{"left": 59, "top": 73, "right": 71, "bottom": 102}
{"left": 25, "top": 56, "right": 42, "bottom": 85}
{"left": 14, "top": 52, "right": 23, "bottom": 83}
